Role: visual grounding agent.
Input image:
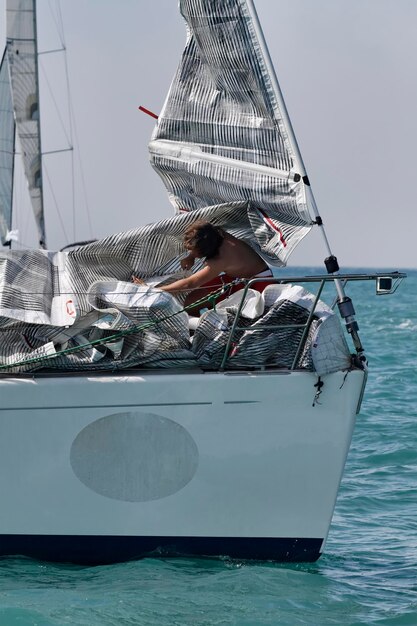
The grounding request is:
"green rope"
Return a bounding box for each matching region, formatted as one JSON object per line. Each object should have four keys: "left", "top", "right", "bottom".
{"left": 0, "top": 280, "right": 243, "bottom": 373}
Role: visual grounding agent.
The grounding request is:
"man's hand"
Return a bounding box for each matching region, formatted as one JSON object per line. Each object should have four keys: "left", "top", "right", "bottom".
{"left": 132, "top": 275, "right": 146, "bottom": 285}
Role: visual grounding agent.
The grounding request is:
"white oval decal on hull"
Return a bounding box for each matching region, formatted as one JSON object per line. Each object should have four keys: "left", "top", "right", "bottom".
{"left": 70, "top": 412, "right": 199, "bottom": 502}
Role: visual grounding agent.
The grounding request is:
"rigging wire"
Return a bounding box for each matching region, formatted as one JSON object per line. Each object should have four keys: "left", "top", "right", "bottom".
{"left": 43, "top": 165, "right": 69, "bottom": 242}
{"left": 39, "top": 0, "right": 94, "bottom": 244}
{"left": 52, "top": 0, "right": 76, "bottom": 242}
{"left": 39, "top": 59, "right": 72, "bottom": 147}
{"left": 56, "top": 0, "right": 94, "bottom": 242}
{"left": 48, "top": 0, "right": 65, "bottom": 42}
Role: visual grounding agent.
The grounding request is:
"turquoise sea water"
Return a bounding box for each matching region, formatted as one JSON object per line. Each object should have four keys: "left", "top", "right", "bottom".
{"left": 0, "top": 268, "right": 415, "bottom": 626}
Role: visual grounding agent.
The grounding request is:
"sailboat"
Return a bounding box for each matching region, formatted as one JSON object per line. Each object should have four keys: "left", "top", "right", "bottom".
{"left": 0, "top": 0, "right": 404, "bottom": 564}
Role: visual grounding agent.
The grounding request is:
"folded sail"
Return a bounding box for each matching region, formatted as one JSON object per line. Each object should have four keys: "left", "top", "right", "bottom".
{"left": 6, "top": 0, "right": 46, "bottom": 248}
{"left": 150, "top": 0, "right": 313, "bottom": 265}
{"left": 0, "top": 50, "right": 15, "bottom": 246}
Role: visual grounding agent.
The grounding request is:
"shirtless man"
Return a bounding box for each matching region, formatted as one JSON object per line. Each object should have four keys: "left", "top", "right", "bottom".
{"left": 133, "top": 221, "right": 272, "bottom": 311}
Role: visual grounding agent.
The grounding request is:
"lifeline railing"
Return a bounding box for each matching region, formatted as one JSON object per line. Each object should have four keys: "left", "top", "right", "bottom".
{"left": 0, "top": 271, "right": 405, "bottom": 376}
{"left": 219, "top": 271, "right": 406, "bottom": 371}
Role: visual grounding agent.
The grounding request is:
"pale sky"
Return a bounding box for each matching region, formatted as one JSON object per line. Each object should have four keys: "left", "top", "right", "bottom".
{"left": 1, "top": 0, "right": 416, "bottom": 269}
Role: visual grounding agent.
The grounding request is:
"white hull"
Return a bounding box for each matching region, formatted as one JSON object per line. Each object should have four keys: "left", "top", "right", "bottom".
{"left": 0, "top": 367, "right": 365, "bottom": 563}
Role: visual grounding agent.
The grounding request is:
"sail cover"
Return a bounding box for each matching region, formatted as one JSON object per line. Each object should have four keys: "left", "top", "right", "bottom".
{"left": 0, "top": 50, "right": 15, "bottom": 245}
{"left": 6, "top": 0, "right": 46, "bottom": 248}
{"left": 150, "top": 0, "right": 313, "bottom": 266}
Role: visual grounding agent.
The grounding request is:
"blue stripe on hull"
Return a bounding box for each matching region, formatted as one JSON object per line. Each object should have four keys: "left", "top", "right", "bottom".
{"left": 0, "top": 536, "right": 322, "bottom": 564}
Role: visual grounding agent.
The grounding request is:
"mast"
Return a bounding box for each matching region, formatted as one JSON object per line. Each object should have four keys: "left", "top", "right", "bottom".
{"left": 0, "top": 48, "right": 15, "bottom": 246}
{"left": 6, "top": 0, "right": 47, "bottom": 249}
{"left": 8, "top": 117, "right": 16, "bottom": 249}
{"left": 32, "top": 0, "right": 46, "bottom": 248}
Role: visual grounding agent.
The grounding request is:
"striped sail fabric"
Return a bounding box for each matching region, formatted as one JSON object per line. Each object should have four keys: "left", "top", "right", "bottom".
{"left": 150, "top": 0, "right": 313, "bottom": 266}
{"left": 6, "top": 0, "right": 46, "bottom": 248}
{"left": 0, "top": 50, "right": 14, "bottom": 245}
{"left": 0, "top": 201, "right": 272, "bottom": 329}
{"left": 0, "top": 204, "right": 248, "bottom": 371}
{"left": 0, "top": 208, "right": 349, "bottom": 374}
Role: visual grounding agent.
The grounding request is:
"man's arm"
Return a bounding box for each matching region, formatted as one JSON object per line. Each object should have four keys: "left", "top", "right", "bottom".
{"left": 160, "top": 263, "right": 220, "bottom": 294}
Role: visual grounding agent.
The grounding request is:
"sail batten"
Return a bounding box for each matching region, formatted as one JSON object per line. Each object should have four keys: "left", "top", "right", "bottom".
{"left": 149, "top": 139, "right": 298, "bottom": 182}
{"left": 150, "top": 0, "right": 313, "bottom": 266}
{"left": 6, "top": 0, "right": 46, "bottom": 248}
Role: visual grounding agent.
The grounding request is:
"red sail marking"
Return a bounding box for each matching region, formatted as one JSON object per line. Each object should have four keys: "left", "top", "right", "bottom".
{"left": 257, "top": 207, "right": 287, "bottom": 247}
{"left": 138, "top": 106, "right": 159, "bottom": 120}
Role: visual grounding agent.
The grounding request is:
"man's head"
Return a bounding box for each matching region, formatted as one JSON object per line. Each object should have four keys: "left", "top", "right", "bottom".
{"left": 183, "top": 221, "right": 224, "bottom": 259}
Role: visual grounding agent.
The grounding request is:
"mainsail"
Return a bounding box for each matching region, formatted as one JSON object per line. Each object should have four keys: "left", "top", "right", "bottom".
{"left": 0, "top": 49, "right": 15, "bottom": 246}
{"left": 150, "top": 0, "right": 314, "bottom": 266}
{"left": 5, "top": 0, "right": 46, "bottom": 248}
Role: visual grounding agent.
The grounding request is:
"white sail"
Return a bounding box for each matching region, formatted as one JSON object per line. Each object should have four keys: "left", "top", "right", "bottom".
{"left": 6, "top": 0, "right": 46, "bottom": 248}
{"left": 150, "top": 0, "right": 313, "bottom": 266}
{"left": 0, "top": 49, "right": 15, "bottom": 246}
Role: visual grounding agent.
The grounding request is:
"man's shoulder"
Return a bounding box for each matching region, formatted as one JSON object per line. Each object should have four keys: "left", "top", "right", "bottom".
{"left": 205, "top": 256, "right": 224, "bottom": 272}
